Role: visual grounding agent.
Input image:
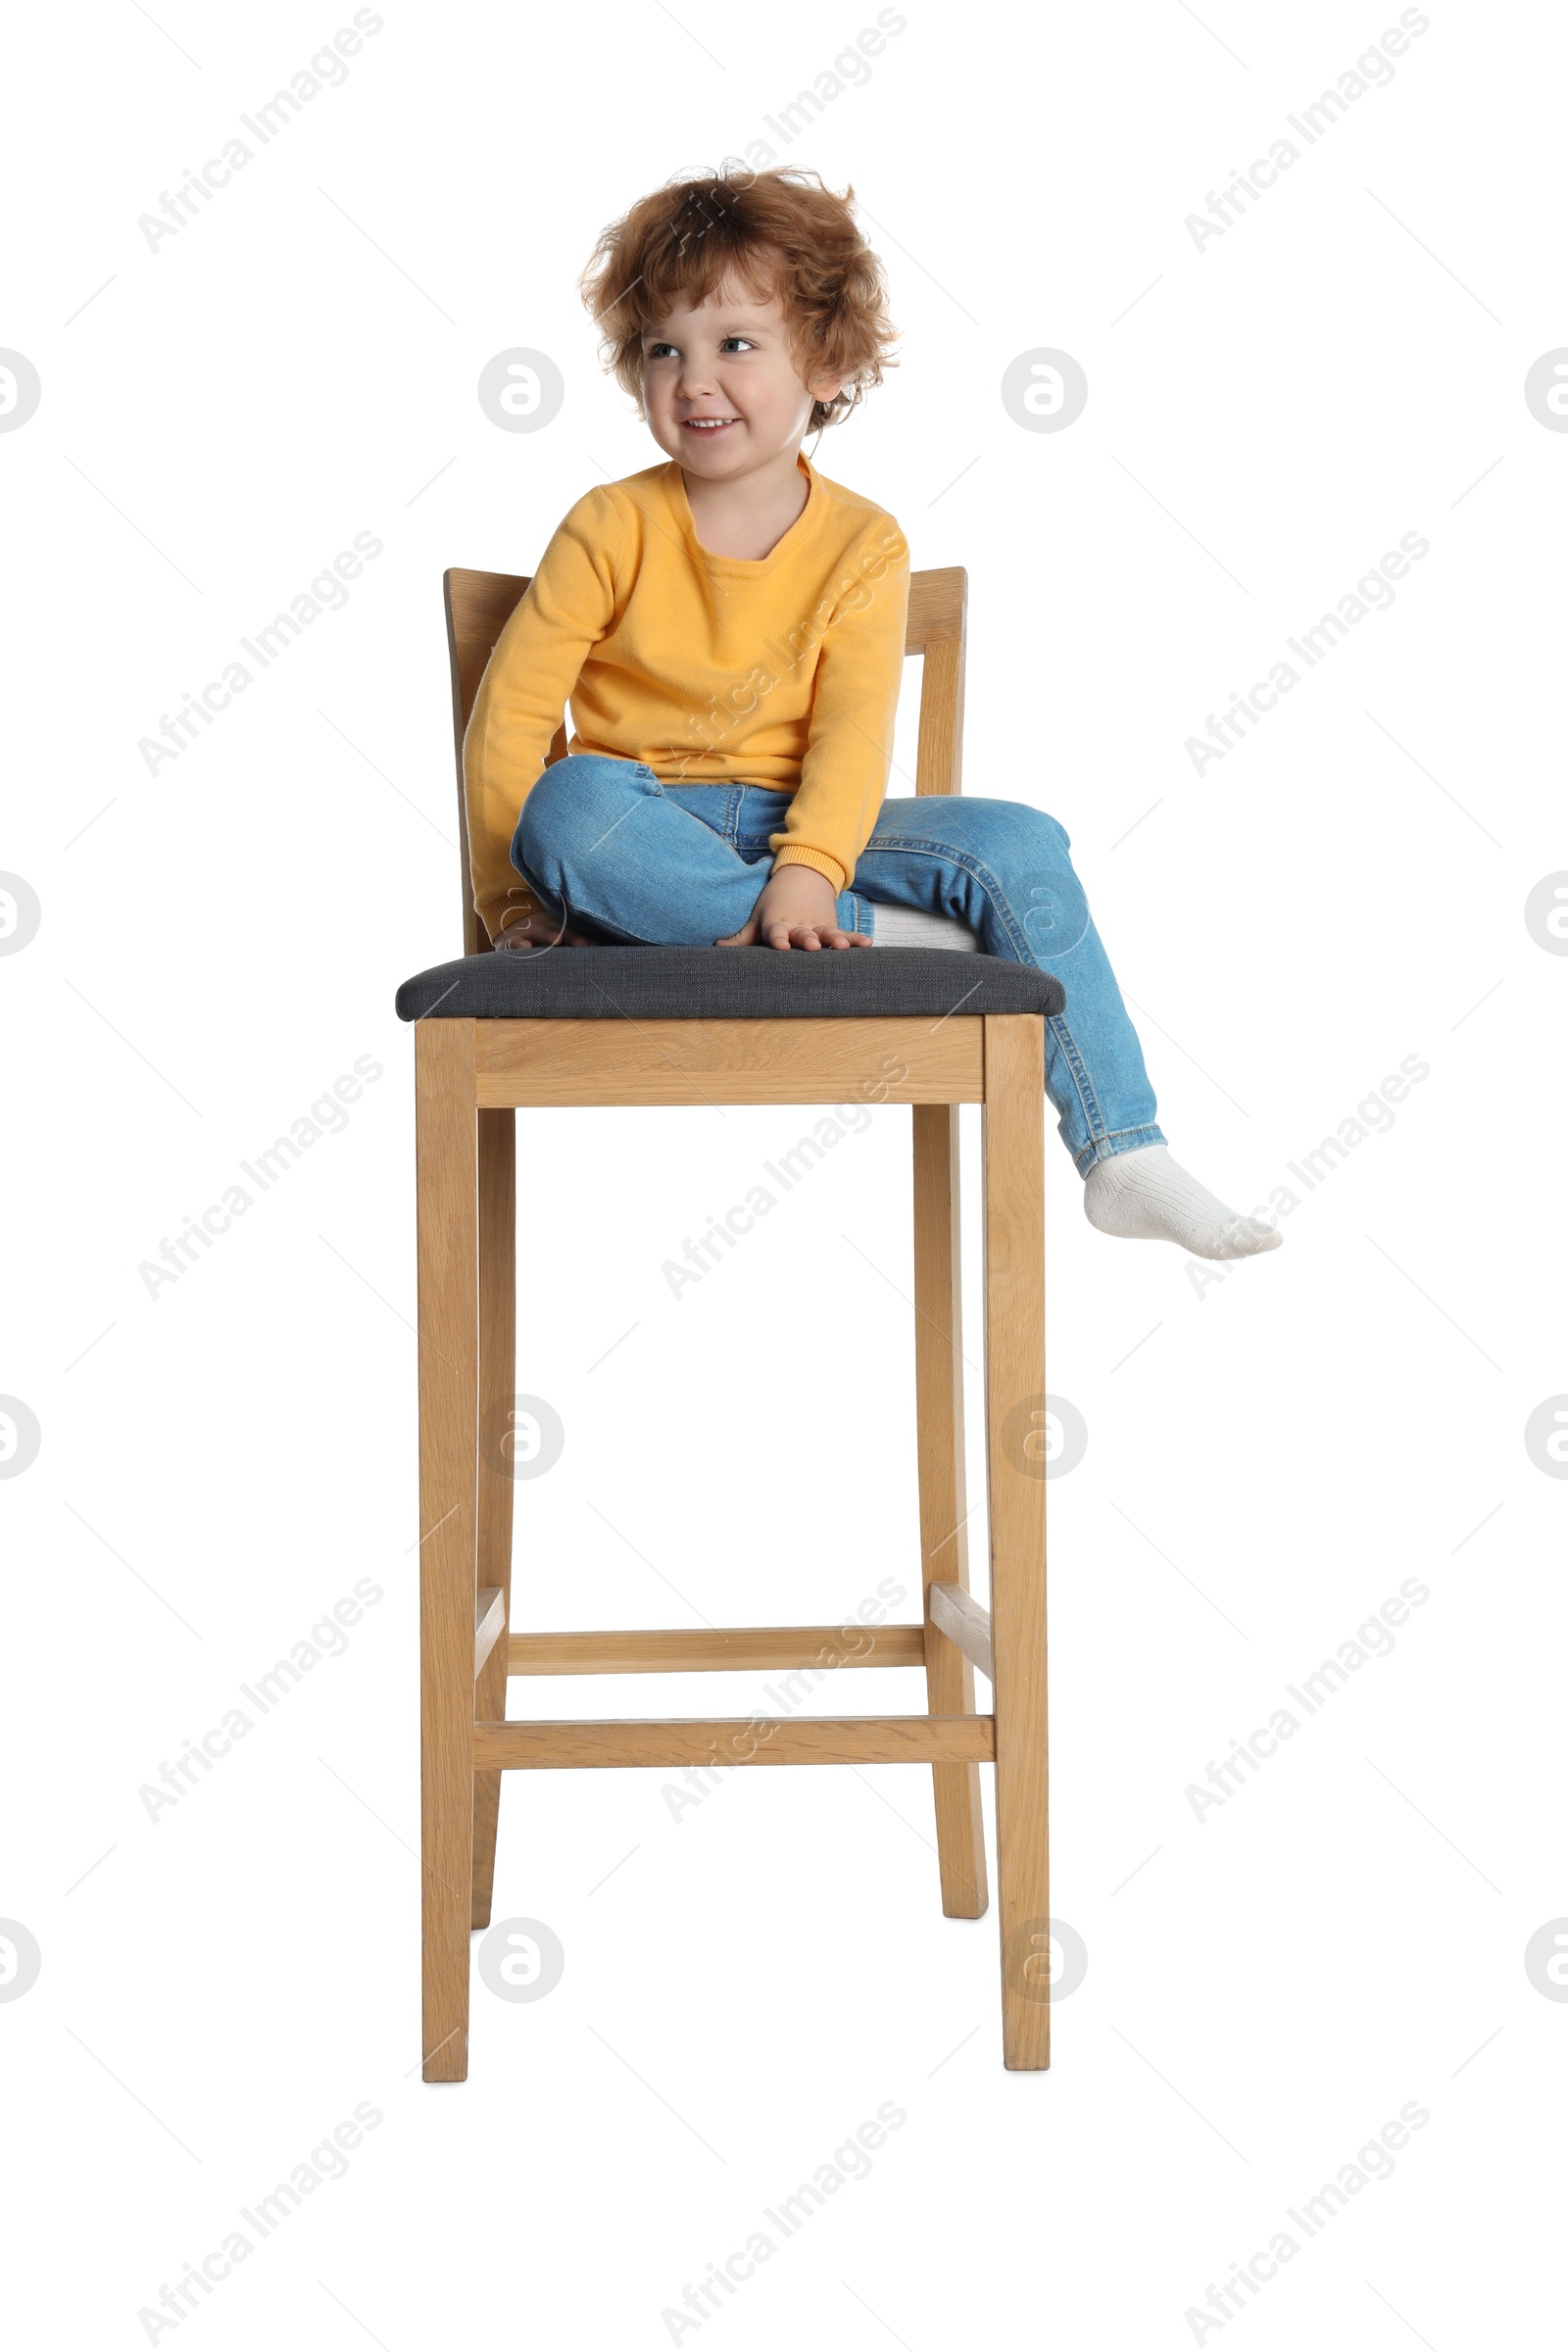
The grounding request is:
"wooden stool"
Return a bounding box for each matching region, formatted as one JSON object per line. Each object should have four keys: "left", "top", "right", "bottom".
{"left": 400, "top": 564, "right": 1057, "bottom": 2080}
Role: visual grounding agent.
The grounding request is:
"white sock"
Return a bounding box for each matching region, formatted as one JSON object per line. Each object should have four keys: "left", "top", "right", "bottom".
{"left": 1083, "top": 1144, "right": 1283, "bottom": 1261}
{"left": 869, "top": 904, "right": 980, "bottom": 952}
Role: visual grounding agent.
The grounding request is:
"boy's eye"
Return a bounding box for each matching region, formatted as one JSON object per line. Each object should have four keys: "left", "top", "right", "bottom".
{"left": 645, "top": 335, "right": 757, "bottom": 359}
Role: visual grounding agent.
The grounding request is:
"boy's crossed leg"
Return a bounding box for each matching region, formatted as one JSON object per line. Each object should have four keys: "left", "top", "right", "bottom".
{"left": 508, "top": 753, "right": 1281, "bottom": 1263}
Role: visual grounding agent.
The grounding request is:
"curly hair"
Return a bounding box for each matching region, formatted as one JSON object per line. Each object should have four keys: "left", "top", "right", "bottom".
{"left": 577, "top": 162, "right": 900, "bottom": 434}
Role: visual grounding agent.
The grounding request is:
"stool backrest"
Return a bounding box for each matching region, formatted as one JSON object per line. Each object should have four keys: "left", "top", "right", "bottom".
{"left": 443, "top": 562, "right": 967, "bottom": 958}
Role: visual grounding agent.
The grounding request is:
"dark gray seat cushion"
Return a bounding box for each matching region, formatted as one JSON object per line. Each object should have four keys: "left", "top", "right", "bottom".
{"left": 395, "top": 946, "right": 1064, "bottom": 1023}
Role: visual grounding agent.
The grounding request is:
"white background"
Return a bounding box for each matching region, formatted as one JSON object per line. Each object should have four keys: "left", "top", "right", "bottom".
{"left": 4, "top": 1, "right": 1564, "bottom": 2344}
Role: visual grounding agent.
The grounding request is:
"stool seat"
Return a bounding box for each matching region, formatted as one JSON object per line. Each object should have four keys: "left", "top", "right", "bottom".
{"left": 396, "top": 944, "right": 1065, "bottom": 1023}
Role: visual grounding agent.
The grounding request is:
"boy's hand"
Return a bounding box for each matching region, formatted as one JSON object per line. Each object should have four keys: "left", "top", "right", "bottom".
{"left": 716, "top": 863, "right": 869, "bottom": 952}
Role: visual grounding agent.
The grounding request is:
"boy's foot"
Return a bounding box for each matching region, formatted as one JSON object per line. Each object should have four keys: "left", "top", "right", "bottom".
{"left": 1083, "top": 1145, "right": 1283, "bottom": 1261}
{"left": 868, "top": 904, "right": 980, "bottom": 952}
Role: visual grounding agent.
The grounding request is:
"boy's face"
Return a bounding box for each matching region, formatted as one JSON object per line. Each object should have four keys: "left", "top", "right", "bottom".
{"left": 639, "top": 269, "right": 843, "bottom": 480}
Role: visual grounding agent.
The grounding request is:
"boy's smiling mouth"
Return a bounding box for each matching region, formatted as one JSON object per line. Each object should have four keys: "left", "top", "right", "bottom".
{"left": 681, "top": 416, "right": 740, "bottom": 433}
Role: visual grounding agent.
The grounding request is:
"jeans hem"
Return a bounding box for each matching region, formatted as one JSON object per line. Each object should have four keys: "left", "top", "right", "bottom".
{"left": 1072, "top": 1126, "right": 1167, "bottom": 1179}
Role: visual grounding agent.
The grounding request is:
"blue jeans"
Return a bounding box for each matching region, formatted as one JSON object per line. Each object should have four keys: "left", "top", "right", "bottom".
{"left": 511, "top": 754, "right": 1164, "bottom": 1173}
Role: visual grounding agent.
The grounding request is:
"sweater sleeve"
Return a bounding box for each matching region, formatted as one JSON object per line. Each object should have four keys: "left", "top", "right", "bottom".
{"left": 463, "top": 490, "right": 621, "bottom": 943}
{"left": 768, "top": 522, "right": 910, "bottom": 894}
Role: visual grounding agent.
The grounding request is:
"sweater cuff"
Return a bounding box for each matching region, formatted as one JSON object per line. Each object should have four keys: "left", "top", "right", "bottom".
{"left": 772, "top": 844, "right": 848, "bottom": 894}
{"left": 482, "top": 888, "right": 543, "bottom": 949}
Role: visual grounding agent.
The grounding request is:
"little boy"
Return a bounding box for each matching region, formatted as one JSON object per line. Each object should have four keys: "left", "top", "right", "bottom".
{"left": 464, "top": 166, "right": 1281, "bottom": 1263}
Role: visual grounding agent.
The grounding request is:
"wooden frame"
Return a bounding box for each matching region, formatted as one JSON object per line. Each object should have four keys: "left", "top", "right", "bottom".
{"left": 506, "top": 1624, "right": 927, "bottom": 1674}
{"left": 418, "top": 564, "right": 1047, "bottom": 2081}
{"left": 473, "top": 1016, "right": 983, "bottom": 1106}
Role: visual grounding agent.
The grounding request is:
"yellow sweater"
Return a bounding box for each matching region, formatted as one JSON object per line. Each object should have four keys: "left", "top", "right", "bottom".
{"left": 463, "top": 451, "right": 910, "bottom": 943}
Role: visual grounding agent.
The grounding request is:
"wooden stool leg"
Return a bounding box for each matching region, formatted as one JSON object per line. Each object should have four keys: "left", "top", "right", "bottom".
{"left": 470, "top": 1106, "right": 515, "bottom": 1931}
{"left": 416, "top": 1019, "right": 480, "bottom": 2083}
{"left": 912, "top": 1103, "right": 988, "bottom": 1918}
{"left": 981, "top": 1018, "right": 1050, "bottom": 2070}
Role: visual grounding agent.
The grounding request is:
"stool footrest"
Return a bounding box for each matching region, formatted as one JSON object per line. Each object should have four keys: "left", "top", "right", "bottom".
{"left": 506, "top": 1624, "right": 927, "bottom": 1676}
{"left": 472, "top": 1714, "right": 995, "bottom": 1769}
